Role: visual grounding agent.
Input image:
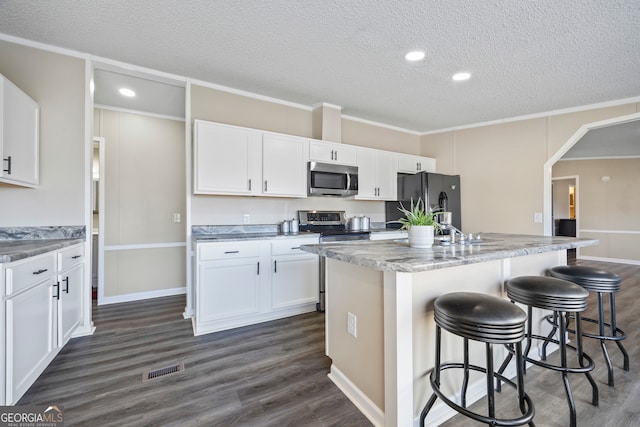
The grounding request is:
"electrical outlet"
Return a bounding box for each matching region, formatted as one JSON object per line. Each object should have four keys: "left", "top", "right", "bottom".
{"left": 347, "top": 312, "right": 357, "bottom": 338}
{"left": 173, "top": 213, "right": 181, "bottom": 223}
{"left": 243, "top": 214, "right": 250, "bottom": 224}
{"left": 534, "top": 212, "right": 543, "bottom": 223}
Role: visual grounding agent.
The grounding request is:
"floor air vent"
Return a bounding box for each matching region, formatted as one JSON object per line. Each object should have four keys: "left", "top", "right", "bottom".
{"left": 142, "top": 362, "right": 185, "bottom": 382}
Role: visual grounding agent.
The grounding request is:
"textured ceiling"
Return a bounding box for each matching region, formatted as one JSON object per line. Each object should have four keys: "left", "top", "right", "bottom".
{"left": 1, "top": 0, "right": 639, "bottom": 133}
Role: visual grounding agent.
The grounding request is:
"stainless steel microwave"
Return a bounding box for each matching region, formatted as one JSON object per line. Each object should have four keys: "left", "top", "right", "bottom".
{"left": 307, "top": 162, "right": 358, "bottom": 197}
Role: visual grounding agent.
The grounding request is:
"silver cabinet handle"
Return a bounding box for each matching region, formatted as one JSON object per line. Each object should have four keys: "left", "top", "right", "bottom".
{"left": 274, "top": 260, "right": 277, "bottom": 273}
{"left": 33, "top": 268, "right": 48, "bottom": 275}
{"left": 335, "top": 150, "right": 338, "bottom": 161}
{"left": 224, "top": 250, "right": 239, "bottom": 254}
{"left": 291, "top": 246, "right": 301, "bottom": 250}
{"left": 248, "top": 179, "right": 252, "bottom": 191}
{"left": 257, "top": 262, "right": 260, "bottom": 275}
{"left": 264, "top": 180, "right": 268, "bottom": 192}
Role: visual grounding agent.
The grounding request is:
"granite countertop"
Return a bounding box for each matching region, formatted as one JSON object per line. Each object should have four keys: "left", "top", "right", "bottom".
{"left": 193, "top": 232, "right": 321, "bottom": 242}
{"left": 0, "top": 238, "right": 85, "bottom": 263}
{"left": 300, "top": 233, "right": 599, "bottom": 273}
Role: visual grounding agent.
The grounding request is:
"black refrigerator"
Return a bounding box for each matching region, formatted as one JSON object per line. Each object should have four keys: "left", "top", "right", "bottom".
{"left": 385, "top": 172, "right": 462, "bottom": 230}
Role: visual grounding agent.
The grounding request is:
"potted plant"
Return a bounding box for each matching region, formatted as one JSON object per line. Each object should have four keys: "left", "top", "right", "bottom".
{"left": 397, "top": 198, "right": 441, "bottom": 248}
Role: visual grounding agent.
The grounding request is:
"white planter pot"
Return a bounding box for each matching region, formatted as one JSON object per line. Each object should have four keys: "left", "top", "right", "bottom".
{"left": 408, "top": 225, "right": 435, "bottom": 248}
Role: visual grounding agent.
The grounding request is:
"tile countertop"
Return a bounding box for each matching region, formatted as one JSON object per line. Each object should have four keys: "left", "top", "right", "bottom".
{"left": 0, "top": 238, "right": 85, "bottom": 263}
{"left": 300, "top": 233, "right": 599, "bottom": 273}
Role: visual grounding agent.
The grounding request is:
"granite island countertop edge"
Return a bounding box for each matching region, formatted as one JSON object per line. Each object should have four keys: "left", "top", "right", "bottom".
{"left": 300, "top": 233, "right": 599, "bottom": 273}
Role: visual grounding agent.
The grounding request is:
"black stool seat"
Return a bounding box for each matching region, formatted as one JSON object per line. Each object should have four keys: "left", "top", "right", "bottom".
{"left": 549, "top": 265, "right": 621, "bottom": 292}
{"left": 435, "top": 292, "right": 527, "bottom": 343}
{"left": 421, "top": 292, "right": 534, "bottom": 427}
{"left": 506, "top": 276, "right": 588, "bottom": 312}
{"left": 549, "top": 265, "right": 629, "bottom": 387}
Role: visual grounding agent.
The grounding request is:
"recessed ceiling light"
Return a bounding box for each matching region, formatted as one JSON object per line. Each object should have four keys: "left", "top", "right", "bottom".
{"left": 119, "top": 88, "right": 136, "bottom": 97}
{"left": 452, "top": 72, "right": 471, "bottom": 81}
{"left": 405, "top": 50, "right": 425, "bottom": 62}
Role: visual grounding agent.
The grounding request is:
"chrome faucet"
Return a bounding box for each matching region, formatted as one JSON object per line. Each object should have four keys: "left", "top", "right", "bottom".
{"left": 437, "top": 212, "right": 464, "bottom": 244}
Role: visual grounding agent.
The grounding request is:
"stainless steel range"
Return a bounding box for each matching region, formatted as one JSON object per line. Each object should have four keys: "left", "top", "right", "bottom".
{"left": 298, "top": 210, "right": 370, "bottom": 311}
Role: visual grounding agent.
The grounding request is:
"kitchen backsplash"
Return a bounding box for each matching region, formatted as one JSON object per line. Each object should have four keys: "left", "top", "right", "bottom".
{"left": 191, "top": 195, "right": 386, "bottom": 225}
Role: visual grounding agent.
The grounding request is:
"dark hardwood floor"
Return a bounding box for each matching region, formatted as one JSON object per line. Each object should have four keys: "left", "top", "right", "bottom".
{"left": 19, "top": 298, "right": 371, "bottom": 426}
{"left": 19, "top": 259, "right": 638, "bottom": 426}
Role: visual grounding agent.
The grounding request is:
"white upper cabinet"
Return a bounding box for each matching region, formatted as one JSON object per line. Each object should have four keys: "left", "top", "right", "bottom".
{"left": 194, "top": 120, "right": 308, "bottom": 198}
{"left": 309, "top": 140, "right": 357, "bottom": 166}
{"left": 262, "top": 132, "right": 308, "bottom": 198}
{"left": 193, "top": 120, "right": 261, "bottom": 195}
{"left": 355, "top": 148, "right": 397, "bottom": 201}
{"left": 0, "top": 74, "right": 39, "bottom": 187}
{"left": 397, "top": 154, "right": 436, "bottom": 174}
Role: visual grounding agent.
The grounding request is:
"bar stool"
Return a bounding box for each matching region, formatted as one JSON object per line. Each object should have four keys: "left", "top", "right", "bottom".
{"left": 497, "top": 276, "right": 598, "bottom": 427}
{"left": 420, "top": 292, "right": 534, "bottom": 427}
{"left": 549, "top": 265, "right": 629, "bottom": 386}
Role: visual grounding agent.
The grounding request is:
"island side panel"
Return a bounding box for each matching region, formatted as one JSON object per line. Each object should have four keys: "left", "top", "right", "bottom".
{"left": 326, "top": 258, "right": 385, "bottom": 417}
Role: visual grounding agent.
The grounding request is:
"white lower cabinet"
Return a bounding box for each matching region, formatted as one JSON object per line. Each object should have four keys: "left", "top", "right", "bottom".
{"left": 2, "top": 243, "right": 85, "bottom": 405}
{"left": 57, "top": 245, "right": 84, "bottom": 347}
{"left": 194, "top": 236, "right": 319, "bottom": 335}
{"left": 271, "top": 239, "right": 319, "bottom": 310}
{"left": 198, "top": 257, "right": 262, "bottom": 324}
{"left": 6, "top": 273, "right": 55, "bottom": 405}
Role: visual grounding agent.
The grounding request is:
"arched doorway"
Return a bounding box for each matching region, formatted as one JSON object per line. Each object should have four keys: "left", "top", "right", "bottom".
{"left": 543, "top": 112, "right": 640, "bottom": 236}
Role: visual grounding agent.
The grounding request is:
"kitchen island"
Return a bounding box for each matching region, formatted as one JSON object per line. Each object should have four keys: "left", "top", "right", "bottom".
{"left": 300, "top": 233, "right": 598, "bottom": 427}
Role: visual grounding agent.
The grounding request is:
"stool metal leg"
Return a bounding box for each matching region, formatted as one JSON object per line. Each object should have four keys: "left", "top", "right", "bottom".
{"left": 610, "top": 293, "right": 630, "bottom": 372}
{"left": 559, "top": 311, "right": 577, "bottom": 427}
{"left": 486, "top": 343, "right": 496, "bottom": 421}
{"left": 596, "top": 292, "right": 616, "bottom": 386}
{"left": 576, "top": 312, "right": 599, "bottom": 406}
{"left": 462, "top": 338, "right": 469, "bottom": 408}
{"left": 420, "top": 325, "right": 441, "bottom": 426}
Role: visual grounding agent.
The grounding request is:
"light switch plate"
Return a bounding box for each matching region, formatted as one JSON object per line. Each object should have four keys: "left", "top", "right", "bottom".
{"left": 534, "top": 212, "right": 543, "bottom": 223}
{"left": 243, "top": 214, "right": 250, "bottom": 224}
{"left": 173, "top": 213, "right": 181, "bottom": 223}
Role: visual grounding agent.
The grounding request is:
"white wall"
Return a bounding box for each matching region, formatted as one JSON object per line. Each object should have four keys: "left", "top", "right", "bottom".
{"left": 0, "top": 40, "right": 85, "bottom": 226}
{"left": 421, "top": 103, "right": 640, "bottom": 236}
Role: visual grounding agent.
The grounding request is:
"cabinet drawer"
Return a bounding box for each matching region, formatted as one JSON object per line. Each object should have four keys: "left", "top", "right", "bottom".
{"left": 271, "top": 237, "right": 319, "bottom": 256}
{"left": 5, "top": 252, "right": 56, "bottom": 296}
{"left": 58, "top": 244, "right": 84, "bottom": 271}
{"left": 199, "top": 241, "right": 261, "bottom": 261}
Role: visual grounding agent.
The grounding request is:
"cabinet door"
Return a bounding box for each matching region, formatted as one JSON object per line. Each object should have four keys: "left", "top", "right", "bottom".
{"left": 355, "top": 148, "right": 377, "bottom": 199}
{"left": 1, "top": 76, "right": 39, "bottom": 187}
{"left": 193, "top": 120, "right": 260, "bottom": 195}
{"left": 309, "top": 140, "right": 357, "bottom": 165}
{"left": 271, "top": 255, "right": 318, "bottom": 309}
{"left": 375, "top": 150, "right": 397, "bottom": 200}
{"left": 397, "top": 154, "right": 436, "bottom": 174}
{"left": 197, "top": 258, "right": 262, "bottom": 323}
{"left": 6, "top": 280, "right": 55, "bottom": 404}
{"left": 262, "top": 133, "right": 307, "bottom": 197}
{"left": 58, "top": 263, "right": 83, "bottom": 347}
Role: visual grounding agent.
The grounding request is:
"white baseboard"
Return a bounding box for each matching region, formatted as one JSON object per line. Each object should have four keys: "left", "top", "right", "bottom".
{"left": 328, "top": 365, "right": 385, "bottom": 427}
{"left": 578, "top": 255, "right": 640, "bottom": 266}
{"left": 98, "top": 286, "right": 186, "bottom": 305}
